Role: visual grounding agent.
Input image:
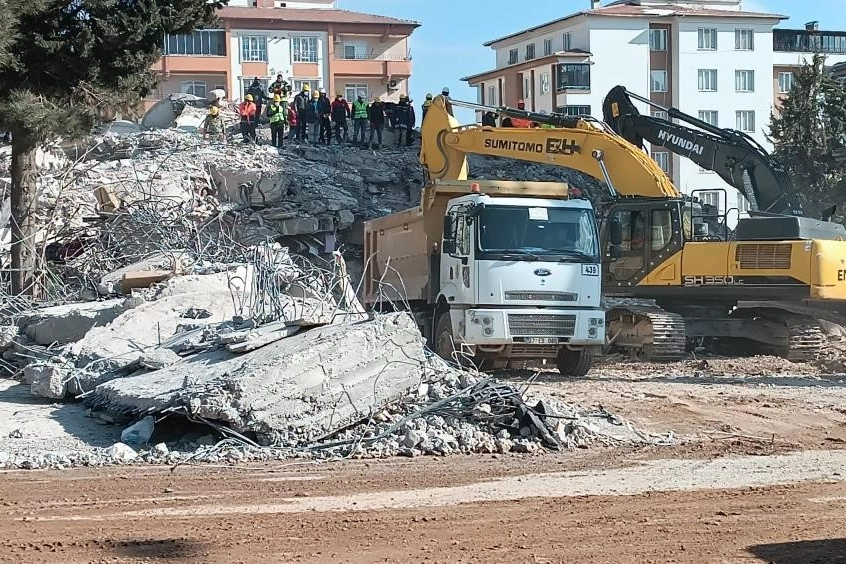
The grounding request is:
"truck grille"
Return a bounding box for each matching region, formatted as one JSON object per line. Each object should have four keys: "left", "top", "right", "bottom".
{"left": 508, "top": 314, "right": 576, "bottom": 337}
{"left": 505, "top": 291, "right": 578, "bottom": 302}
{"left": 735, "top": 244, "right": 792, "bottom": 270}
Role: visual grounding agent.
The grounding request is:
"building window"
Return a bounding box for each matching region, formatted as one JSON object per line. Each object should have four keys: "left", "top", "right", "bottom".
{"left": 697, "top": 69, "right": 717, "bottom": 91}
{"left": 774, "top": 29, "right": 846, "bottom": 53}
{"left": 293, "top": 79, "right": 321, "bottom": 93}
{"left": 698, "top": 190, "right": 721, "bottom": 208}
{"left": 651, "top": 70, "right": 668, "bottom": 92}
{"left": 487, "top": 85, "right": 496, "bottom": 106}
{"left": 698, "top": 110, "right": 719, "bottom": 126}
{"left": 525, "top": 43, "right": 535, "bottom": 61}
{"left": 736, "top": 110, "right": 755, "bottom": 132}
{"left": 293, "top": 36, "right": 318, "bottom": 63}
{"left": 735, "top": 70, "right": 755, "bottom": 92}
{"left": 556, "top": 105, "right": 591, "bottom": 116}
{"left": 540, "top": 71, "right": 550, "bottom": 95}
{"left": 164, "top": 30, "right": 226, "bottom": 56}
{"left": 698, "top": 28, "right": 717, "bottom": 50}
{"left": 652, "top": 110, "right": 669, "bottom": 121}
{"left": 543, "top": 38, "right": 553, "bottom": 56}
{"left": 180, "top": 80, "right": 206, "bottom": 98}
{"left": 344, "top": 83, "right": 369, "bottom": 102}
{"left": 557, "top": 63, "right": 590, "bottom": 90}
{"left": 508, "top": 48, "right": 518, "bottom": 65}
{"left": 523, "top": 76, "right": 532, "bottom": 99}
{"left": 653, "top": 151, "right": 670, "bottom": 173}
{"left": 241, "top": 78, "right": 269, "bottom": 97}
{"left": 778, "top": 71, "right": 794, "bottom": 93}
{"left": 650, "top": 29, "right": 668, "bottom": 51}
{"left": 240, "top": 36, "right": 267, "bottom": 62}
{"left": 342, "top": 44, "right": 370, "bottom": 60}
{"left": 563, "top": 32, "right": 572, "bottom": 51}
{"left": 735, "top": 29, "right": 754, "bottom": 50}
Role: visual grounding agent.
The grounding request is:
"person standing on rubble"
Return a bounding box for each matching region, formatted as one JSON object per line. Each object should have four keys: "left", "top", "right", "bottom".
{"left": 269, "top": 74, "right": 290, "bottom": 98}
{"left": 441, "top": 86, "right": 454, "bottom": 117}
{"left": 331, "top": 92, "right": 351, "bottom": 144}
{"left": 303, "top": 90, "right": 322, "bottom": 144}
{"left": 200, "top": 105, "right": 226, "bottom": 143}
{"left": 238, "top": 94, "right": 257, "bottom": 143}
{"left": 352, "top": 94, "right": 369, "bottom": 147}
{"left": 393, "top": 94, "right": 412, "bottom": 147}
{"left": 293, "top": 84, "right": 310, "bottom": 142}
{"left": 407, "top": 99, "right": 416, "bottom": 147}
{"left": 287, "top": 103, "right": 298, "bottom": 142}
{"left": 247, "top": 78, "right": 266, "bottom": 120}
{"left": 265, "top": 94, "right": 287, "bottom": 148}
{"left": 421, "top": 93, "right": 433, "bottom": 122}
{"left": 367, "top": 96, "right": 385, "bottom": 149}
{"left": 317, "top": 89, "right": 333, "bottom": 145}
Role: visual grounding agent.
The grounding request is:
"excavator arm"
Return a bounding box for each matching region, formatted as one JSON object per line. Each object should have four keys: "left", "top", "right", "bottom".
{"left": 602, "top": 85, "right": 803, "bottom": 216}
{"left": 419, "top": 95, "right": 679, "bottom": 199}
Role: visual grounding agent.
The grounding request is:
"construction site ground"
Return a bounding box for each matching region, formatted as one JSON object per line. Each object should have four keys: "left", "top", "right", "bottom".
{"left": 3, "top": 355, "right": 846, "bottom": 563}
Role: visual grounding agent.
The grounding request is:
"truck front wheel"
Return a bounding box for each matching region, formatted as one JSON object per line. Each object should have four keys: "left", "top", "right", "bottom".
{"left": 434, "top": 312, "right": 458, "bottom": 364}
{"left": 556, "top": 348, "right": 593, "bottom": 377}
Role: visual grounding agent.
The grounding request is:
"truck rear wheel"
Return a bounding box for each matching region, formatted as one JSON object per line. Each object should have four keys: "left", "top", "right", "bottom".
{"left": 556, "top": 348, "right": 593, "bottom": 377}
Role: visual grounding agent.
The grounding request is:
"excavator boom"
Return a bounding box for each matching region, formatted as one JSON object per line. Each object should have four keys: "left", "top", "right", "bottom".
{"left": 602, "top": 85, "right": 803, "bottom": 216}
{"left": 420, "top": 95, "right": 678, "bottom": 199}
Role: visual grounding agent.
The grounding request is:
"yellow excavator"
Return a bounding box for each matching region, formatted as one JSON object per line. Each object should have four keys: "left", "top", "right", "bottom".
{"left": 421, "top": 95, "right": 846, "bottom": 361}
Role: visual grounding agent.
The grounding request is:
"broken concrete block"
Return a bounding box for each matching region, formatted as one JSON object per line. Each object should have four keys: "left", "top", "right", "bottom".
{"left": 106, "top": 442, "right": 138, "bottom": 463}
{"left": 20, "top": 299, "right": 128, "bottom": 346}
{"left": 139, "top": 348, "right": 182, "bottom": 370}
{"left": 26, "top": 364, "right": 69, "bottom": 399}
{"left": 121, "top": 270, "right": 173, "bottom": 293}
{"left": 337, "top": 209, "right": 355, "bottom": 230}
{"left": 277, "top": 217, "right": 319, "bottom": 236}
{"left": 0, "top": 325, "right": 17, "bottom": 351}
{"left": 89, "top": 313, "right": 427, "bottom": 441}
{"left": 97, "top": 251, "right": 186, "bottom": 295}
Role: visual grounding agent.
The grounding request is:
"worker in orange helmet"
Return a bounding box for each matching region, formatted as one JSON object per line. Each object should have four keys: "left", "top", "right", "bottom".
{"left": 510, "top": 99, "right": 533, "bottom": 128}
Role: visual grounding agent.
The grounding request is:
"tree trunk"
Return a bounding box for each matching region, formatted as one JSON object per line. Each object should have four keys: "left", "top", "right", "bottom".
{"left": 9, "top": 129, "right": 38, "bottom": 296}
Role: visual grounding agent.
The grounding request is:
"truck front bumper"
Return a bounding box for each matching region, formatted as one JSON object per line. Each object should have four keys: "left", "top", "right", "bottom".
{"left": 461, "top": 307, "right": 605, "bottom": 347}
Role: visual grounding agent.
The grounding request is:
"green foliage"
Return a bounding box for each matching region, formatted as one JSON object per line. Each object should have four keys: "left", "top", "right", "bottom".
{"left": 769, "top": 53, "right": 846, "bottom": 214}
{"left": 0, "top": 0, "right": 227, "bottom": 142}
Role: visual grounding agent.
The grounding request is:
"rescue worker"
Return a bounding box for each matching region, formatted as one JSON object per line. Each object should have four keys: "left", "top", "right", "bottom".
{"left": 407, "top": 100, "right": 416, "bottom": 147}
{"left": 441, "top": 86, "right": 454, "bottom": 116}
{"left": 510, "top": 99, "right": 533, "bottom": 128}
{"left": 293, "top": 84, "right": 311, "bottom": 142}
{"left": 269, "top": 74, "right": 290, "bottom": 98}
{"left": 421, "top": 93, "right": 433, "bottom": 122}
{"left": 304, "top": 90, "right": 322, "bottom": 144}
{"left": 331, "top": 92, "right": 351, "bottom": 143}
{"left": 238, "top": 94, "right": 257, "bottom": 143}
{"left": 393, "top": 94, "right": 412, "bottom": 147}
{"left": 199, "top": 105, "right": 226, "bottom": 143}
{"left": 246, "top": 78, "right": 266, "bottom": 119}
{"left": 265, "top": 94, "right": 287, "bottom": 148}
{"left": 367, "top": 96, "right": 385, "bottom": 149}
{"left": 287, "top": 103, "right": 298, "bottom": 142}
{"left": 482, "top": 111, "right": 498, "bottom": 127}
{"left": 318, "top": 89, "right": 333, "bottom": 145}
{"left": 351, "top": 94, "right": 369, "bottom": 147}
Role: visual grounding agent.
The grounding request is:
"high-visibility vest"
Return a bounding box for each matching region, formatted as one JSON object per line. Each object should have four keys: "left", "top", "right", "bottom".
{"left": 267, "top": 104, "right": 283, "bottom": 124}
{"left": 353, "top": 100, "right": 368, "bottom": 119}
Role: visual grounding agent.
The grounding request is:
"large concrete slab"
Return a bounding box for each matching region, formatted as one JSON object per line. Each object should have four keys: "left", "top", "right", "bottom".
{"left": 20, "top": 299, "right": 129, "bottom": 346}
{"left": 88, "top": 313, "right": 426, "bottom": 442}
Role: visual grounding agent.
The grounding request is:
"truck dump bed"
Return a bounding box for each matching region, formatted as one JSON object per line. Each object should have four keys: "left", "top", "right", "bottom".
{"left": 362, "top": 179, "right": 570, "bottom": 305}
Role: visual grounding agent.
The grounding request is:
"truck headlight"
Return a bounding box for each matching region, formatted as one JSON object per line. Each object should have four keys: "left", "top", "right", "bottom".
{"left": 484, "top": 327, "right": 493, "bottom": 336}
{"left": 589, "top": 317, "right": 604, "bottom": 326}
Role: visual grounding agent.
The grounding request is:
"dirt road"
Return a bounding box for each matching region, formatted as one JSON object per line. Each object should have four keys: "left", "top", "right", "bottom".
{"left": 1, "top": 449, "right": 845, "bottom": 563}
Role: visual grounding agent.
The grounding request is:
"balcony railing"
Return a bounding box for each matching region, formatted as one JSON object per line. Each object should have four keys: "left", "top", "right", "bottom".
{"left": 336, "top": 49, "right": 411, "bottom": 61}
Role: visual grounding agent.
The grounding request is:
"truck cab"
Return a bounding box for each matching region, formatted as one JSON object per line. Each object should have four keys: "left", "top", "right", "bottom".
{"left": 364, "top": 180, "right": 605, "bottom": 376}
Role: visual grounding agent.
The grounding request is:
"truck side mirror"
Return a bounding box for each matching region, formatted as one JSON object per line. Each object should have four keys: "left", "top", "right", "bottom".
{"left": 609, "top": 216, "right": 623, "bottom": 246}
{"left": 443, "top": 215, "right": 454, "bottom": 240}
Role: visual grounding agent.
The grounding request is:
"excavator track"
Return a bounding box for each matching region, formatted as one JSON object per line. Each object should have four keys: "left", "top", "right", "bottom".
{"left": 603, "top": 300, "right": 687, "bottom": 361}
{"left": 730, "top": 307, "right": 825, "bottom": 362}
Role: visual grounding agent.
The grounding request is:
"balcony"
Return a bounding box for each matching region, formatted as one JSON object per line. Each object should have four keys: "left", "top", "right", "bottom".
{"left": 153, "top": 56, "right": 229, "bottom": 74}
{"left": 333, "top": 50, "right": 412, "bottom": 77}
{"left": 774, "top": 29, "right": 846, "bottom": 53}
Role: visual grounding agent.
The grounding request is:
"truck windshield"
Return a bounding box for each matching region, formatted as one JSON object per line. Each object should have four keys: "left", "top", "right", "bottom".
{"left": 476, "top": 205, "right": 599, "bottom": 260}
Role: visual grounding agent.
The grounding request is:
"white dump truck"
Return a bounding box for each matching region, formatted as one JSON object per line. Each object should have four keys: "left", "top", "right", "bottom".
{"left": 362, "top": 179, "right": 606, "bottom": 376}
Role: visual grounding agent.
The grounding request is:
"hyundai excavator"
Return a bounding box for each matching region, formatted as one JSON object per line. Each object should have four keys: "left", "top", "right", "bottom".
{"left": 420, "top": 94, "right": 846, "bottom": 361}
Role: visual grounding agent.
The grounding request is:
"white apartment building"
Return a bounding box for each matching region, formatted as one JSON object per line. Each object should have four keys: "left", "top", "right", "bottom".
{"left": 462, "top": 0, "right": 846, "bottom": 215}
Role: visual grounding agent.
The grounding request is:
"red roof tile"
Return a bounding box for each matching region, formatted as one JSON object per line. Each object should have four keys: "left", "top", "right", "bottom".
{"left": 219, "top": 7, "right": 419, "bottom": 27}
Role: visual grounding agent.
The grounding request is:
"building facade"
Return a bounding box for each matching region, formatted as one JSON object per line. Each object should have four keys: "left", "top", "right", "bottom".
{"left": 462, "top": 0, "right": 846, "bottom": 215}
{"left": 149, "top": 0, "right": 418, "bottom": 108}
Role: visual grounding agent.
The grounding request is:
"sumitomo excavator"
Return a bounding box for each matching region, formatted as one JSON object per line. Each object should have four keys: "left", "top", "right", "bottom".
{"left": 420, "top": 94, "right": 846, "bottom": 361}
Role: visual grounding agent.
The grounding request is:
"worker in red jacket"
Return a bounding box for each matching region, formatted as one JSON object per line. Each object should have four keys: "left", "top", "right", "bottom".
{"left": 287, "top": 105, "right": 298, "bottom": 142}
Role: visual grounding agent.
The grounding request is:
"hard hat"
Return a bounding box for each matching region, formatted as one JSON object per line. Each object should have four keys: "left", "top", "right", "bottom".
{"left": 426, "top": 93, "right": 433, "bottom": 100}
{"left": 318, "top": 87, "right": 325, "bottom": 93}
{"left": 273, "top": 94, "right": 281, "bottom": 102}
{"left": 245, "top": 94, "right": 254, "bottom": 101}
{"left": 335, "top": 92, "right": 342, "bottom": 97}
{"left": 517, "top": 99, "right": 525, "bottom": 105}
{"left": 374, "top": 96, "right": 381, "bottom": 102}
{"left": 399, "top": 93, "right": 408, "bottom": 100}
{"left": 303, "top": 84, "right": 310, "bottom": 91}
{"left": 442, "top": 87, "right": 449, "bottom": 94}
{"left": 209, "top": 106, "right": 220, "bottom": 116}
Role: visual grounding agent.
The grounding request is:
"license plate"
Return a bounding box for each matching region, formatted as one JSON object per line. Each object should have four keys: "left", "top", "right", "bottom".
{"left": 525, "top": 337, "right": 558, "bottom": 344}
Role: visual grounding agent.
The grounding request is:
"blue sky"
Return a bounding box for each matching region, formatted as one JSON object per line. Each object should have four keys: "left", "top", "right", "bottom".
{"left": 337, "top": 0, "right": 846, "bottom": 121}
